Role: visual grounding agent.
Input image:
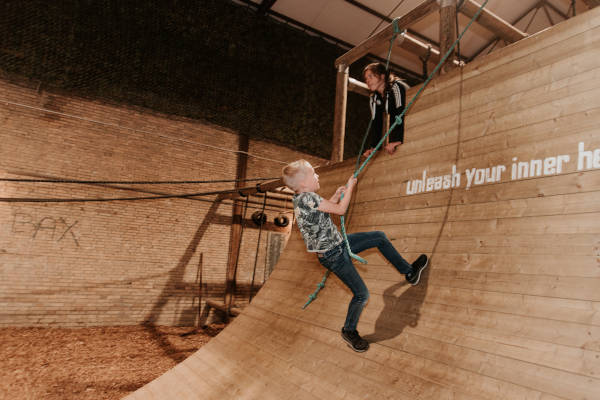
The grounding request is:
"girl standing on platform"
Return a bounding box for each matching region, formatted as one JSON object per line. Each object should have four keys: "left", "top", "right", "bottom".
{"left": 362, "top": 62, "right": 409, "bottom": 157}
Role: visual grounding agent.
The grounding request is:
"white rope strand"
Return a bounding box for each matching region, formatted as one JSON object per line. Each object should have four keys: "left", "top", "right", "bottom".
{"left": 1, "top": 99, "right": 288, "bottom": 165}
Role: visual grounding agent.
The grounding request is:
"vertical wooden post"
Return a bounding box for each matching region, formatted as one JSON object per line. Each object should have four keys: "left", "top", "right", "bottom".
{"left": 196, "top": 252, "right": 203, "bottom": 328}
{"left": 332, "top": 64, "right": 349, "bottom": 162}
{"left": 224, "top": 135, "right": 249, "bottom": 314}
{"left": 439, "top": 0, "right": 458, "bottom": 74}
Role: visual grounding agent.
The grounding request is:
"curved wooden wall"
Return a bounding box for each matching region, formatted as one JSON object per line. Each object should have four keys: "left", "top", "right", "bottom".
{"left": 127, "top": 8, "right": 600, "bottom": 399}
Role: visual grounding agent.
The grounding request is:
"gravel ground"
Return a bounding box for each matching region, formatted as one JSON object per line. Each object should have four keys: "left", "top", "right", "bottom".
{"left": 0, "top": 324, "right": 226, "bottom": 400}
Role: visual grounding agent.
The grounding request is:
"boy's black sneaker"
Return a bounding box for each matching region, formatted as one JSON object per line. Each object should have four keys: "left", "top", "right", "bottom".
{"left": 406, "top": 254, "right": 428, "bottom": 285}
{"left": 341, "top": 328, "right": 369, "bottom": 352}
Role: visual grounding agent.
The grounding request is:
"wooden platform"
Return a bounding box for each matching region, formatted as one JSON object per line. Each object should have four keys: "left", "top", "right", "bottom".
{"left": 126, "top": 7, "right": 600, "bottom": 399}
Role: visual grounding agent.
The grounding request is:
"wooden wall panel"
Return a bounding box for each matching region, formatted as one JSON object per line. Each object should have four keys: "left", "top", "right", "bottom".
{"left": 127, "top": 7, "right": 600, "bottom": 400}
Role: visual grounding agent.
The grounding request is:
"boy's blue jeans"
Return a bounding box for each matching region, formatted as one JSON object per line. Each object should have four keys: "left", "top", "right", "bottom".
{"left": 317, "top": 231, "right": 412, "bottom": 332}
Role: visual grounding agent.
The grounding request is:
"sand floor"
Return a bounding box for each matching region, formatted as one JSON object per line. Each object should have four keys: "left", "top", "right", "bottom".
{"left": 0, "top": 324, "right": 226, "bottom": 400}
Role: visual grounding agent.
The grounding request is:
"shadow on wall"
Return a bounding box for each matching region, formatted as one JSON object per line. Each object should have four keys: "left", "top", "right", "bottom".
{"left": 363, "top": 264, "right": 430, "bottom": 344}
{"left": 362, "top": 191, "right": 454, "bottom": 344}
{"left": 142, "top": 200, "right": 220, "bottom": 361}
{"left": 336, "top": 178, "right": 431, "bottom": 344}
{"left": 337, "top": 167, "right": 431, "bottom": 344}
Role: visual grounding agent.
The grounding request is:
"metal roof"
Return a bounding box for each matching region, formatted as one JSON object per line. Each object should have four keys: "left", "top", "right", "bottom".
{"left": 236, "top": 0, "right": 593, "bottom": 83}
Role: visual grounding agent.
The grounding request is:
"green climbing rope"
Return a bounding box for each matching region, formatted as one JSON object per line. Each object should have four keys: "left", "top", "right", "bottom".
{"left": 301, "top": 270, "right": 330, "bottom": 309}
{"left": 342, "top": 18, "right": 405, "bottom": 265}
{"left": 357, "top": 0, "right": 489, "bottom": 177}
{"left": 302, "top": 0, "right": 489, "bottom": 309}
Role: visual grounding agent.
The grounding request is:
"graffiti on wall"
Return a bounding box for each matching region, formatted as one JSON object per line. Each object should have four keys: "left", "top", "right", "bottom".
{"left": 11, "top": 212, "right": 80, "bottom": 247}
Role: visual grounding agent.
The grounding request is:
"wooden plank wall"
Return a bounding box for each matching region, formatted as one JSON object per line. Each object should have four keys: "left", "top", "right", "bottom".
{"left": 126, "top": 7, "right": 600, "bottom": 400}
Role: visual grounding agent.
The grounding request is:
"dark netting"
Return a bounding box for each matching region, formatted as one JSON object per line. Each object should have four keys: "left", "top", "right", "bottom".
{"left": 0, "top": 0, "right": 411, "bottom": 159}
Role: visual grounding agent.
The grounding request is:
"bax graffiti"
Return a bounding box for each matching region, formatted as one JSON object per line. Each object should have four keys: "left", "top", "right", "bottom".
{"left": 11, "top": 212, "right": 80, "bottom": 247}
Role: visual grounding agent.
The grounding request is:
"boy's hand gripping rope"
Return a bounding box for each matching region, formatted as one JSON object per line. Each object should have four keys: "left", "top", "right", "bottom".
{"left": 303, "top": 0, "right": 489, "bottom": 309}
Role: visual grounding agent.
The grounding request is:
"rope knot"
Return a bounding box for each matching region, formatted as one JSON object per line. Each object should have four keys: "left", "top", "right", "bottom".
{"left": 392, "top": 19, "right": 401, "bottom": 34}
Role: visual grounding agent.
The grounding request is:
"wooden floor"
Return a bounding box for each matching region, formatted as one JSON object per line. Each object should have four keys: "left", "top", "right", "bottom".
{"left": 126, "top": 7, "right": 600, "bottom": 400}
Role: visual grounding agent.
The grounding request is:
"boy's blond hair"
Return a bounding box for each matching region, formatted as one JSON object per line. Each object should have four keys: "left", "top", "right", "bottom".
{"left": 282, "top": 159, "right": 313, "bottom": 191}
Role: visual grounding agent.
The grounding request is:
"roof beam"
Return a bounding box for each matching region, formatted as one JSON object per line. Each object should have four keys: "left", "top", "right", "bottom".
{"left": 581, "top": 0, "right": 600, "bottom": 8}
{"left": 468, "top": 1, "right": 540, "bottom": 61}
{"left": 439, "top": 0, "right": 458, "bottom": 74}
{"left": 542, "top": 2, "right": 556, "bottom": 25}
{"left": 335, "top": 0, "right": 440, "bottom": 67}
{"left": 401, "top": 33, "right": 461, "bottom": 67}
{"left": 348, "top": 77, "right": 370, "bottom": 97}
{"left": 458, "top": 0, "right": 528, "bottom": 43}
{"left": 256, "top": 0, "right": 277, "bottom": 15}
{"left": 544, "top": 0, "right": 569, "bottom": 19}
{"left": 344, "top": 0, "right": 445, "bottom": 52}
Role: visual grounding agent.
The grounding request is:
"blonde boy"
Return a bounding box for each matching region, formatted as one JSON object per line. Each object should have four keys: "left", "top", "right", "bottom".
{"left": 282, "top": 160, "right": 428, "bottom": 352}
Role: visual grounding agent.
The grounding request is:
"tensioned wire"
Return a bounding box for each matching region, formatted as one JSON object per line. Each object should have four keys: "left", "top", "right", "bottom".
{"left": 0, "top": 99, "right": 288, "bottom": 165}
{"left": 0, "top": 187, "right": 252, "bottom": 203}
{"left": 0, "top": 174, "right": 285, "bottom": 202}
{"left": 0, "top": 98, "right": 286, "bottom": 201}
{"left": 0, "top": 177, "right": 278, "bottom": 184}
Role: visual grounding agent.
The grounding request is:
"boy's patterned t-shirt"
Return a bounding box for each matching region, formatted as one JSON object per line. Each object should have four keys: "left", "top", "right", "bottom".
{"left": 292, "top": 192, "right": 343, "bottom": 253}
